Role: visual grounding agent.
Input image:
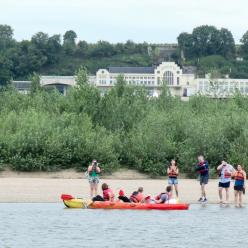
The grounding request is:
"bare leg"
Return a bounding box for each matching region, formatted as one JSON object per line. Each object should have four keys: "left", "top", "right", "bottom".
{"left": 234, "top": 190, "right": 238, "bottom": 207}
{"left": 225, "top": 188, "right": 229, "bottom": 203}
{"left": 201, "top": 184, "right": 206, "bottom": 198}
{"left": 90, "top": 183, "right": 94, "bottom": 198}
{"left": 239, "top": 191, "right": 243, "bottom": 207}
{"left": 93, "top": 183, "right": 98, "bottom": 196}
{"left": 218, "top": 187, "right": 223, "bottom": 203}
{"left": 174, "top": 184, "right": 179, "bottom": 198}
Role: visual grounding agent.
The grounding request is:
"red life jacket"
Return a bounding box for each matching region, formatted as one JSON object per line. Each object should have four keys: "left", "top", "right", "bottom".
{"left": 130, "top": 192, "right": 143, "bottom": 203}
{"left": 235, "top": 171, "right": 245, "bottom": 181}
{"left": 103, "top": 188, "right": 114, "bottom": 201}
{"left": 197, "top": 161, "right": 208, "bottom": 174}
{"left": 168, "top": 167, "right": 178, "bottom": 178}
{"left": 224, "top": 169, "right": 232, "bottom": 179}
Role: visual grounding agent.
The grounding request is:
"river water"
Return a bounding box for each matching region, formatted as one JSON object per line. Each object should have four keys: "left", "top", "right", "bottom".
{"left": 0, "top": 203, "right": 247, "bottom": 248}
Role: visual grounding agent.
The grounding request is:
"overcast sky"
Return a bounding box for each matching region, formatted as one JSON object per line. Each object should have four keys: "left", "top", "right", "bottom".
{"left": 0, "top": 0, "right": 247, "bottom": 43}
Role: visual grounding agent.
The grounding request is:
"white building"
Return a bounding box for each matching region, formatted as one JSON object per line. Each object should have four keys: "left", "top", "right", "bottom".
{"left": 96, "top": 62, "right": 196, "bottom": 97}
{"left": 13, "top": 62, "right": 248, "bottom": 98}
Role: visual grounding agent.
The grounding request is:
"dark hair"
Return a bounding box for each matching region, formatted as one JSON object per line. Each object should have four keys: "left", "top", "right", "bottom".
{"left": 102, "top": 183, "right": 108, "bottom": 191}
{"left": 170, "top": 159, "right": 177, "bottom": 166}
{"left": 166, "top": 186, "right": 172, "bottom": 193}
{"left": 138, "top": 187, "right": 143, "bottom": 192}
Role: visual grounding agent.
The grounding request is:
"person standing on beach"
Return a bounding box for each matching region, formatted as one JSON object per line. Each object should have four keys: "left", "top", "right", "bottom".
{"left": 217, "top": 160, "right": 235, "bottom": 204}
{"left": 87, "top": 159, "right": 101, "bottom": 198}
{"left": 195, "top": 155, "right": 209, "bottom": 203}
{"left": 167, "top": 159, "right": 179, "bottom": 198}
{"left": 234, "top": 165, "right": 246, "bottom": 208}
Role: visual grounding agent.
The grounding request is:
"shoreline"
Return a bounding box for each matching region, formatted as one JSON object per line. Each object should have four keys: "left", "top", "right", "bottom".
{"left": 0, "top": 176, "right": 246, "bottom": 204}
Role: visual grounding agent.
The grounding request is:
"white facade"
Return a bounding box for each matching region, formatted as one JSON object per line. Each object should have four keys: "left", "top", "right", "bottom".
{"left": 13, "top": 62, "right": 248, "bottom": 98}
{"left": 96, "top": 62, "right": 197, "bottom": 97}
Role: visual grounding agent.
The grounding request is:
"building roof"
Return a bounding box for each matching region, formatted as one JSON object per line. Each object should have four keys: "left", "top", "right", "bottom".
{"left": 13, "top": 81, "right": 31, "bottom": 89}
{"left": 108, "top": 66, "right": 155, "bottom": 74}
{"left": 182, "top": 66, "right": 197, "bottom": 74}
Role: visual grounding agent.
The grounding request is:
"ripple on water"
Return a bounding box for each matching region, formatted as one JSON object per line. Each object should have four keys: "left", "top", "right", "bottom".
{"left": 0, "top": 203, "right": 247, "bottom": 248}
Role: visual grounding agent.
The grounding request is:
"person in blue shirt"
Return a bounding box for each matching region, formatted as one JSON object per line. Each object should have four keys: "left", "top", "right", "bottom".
{"left": 195, "top": 155, "right": 209, "bottom": 203}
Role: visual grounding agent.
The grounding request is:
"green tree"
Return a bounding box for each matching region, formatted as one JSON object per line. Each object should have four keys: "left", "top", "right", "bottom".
{"left": 30, "top": 73, "right": 42, "bottom": 94}
{"left": 240, "top": 31, "right": 248, "bottom": 59}
{"left": 177, "top": 32, "right": 194, "bottom": 59}
{"left": 0, "top": 24, "right": 14, "bottom": 50}
{"left": 219, "top": 28, "right": 235, "bottom": 58}
{"left": 63, "top": 30, "right": 77, "bottom": 55}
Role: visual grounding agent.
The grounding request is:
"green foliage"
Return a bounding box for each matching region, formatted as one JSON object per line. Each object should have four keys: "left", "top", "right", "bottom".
{"left": 178, "top": 25, "right": 235, "bottom": 59}
{"left": 2, "top": 75, "right": 248, "bottom": 177}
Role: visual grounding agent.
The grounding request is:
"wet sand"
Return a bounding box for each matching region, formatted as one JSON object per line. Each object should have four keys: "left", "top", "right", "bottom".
{"left": 0, "top": 170, "right": 246, "bottom": 203}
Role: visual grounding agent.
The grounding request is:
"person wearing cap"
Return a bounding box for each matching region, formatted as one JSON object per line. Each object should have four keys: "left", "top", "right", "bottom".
{"left": 87, "top": 159, "right": 101, "bottom": 198}
{"left": 118, "top": 189, "right": 131, "bottom": 203}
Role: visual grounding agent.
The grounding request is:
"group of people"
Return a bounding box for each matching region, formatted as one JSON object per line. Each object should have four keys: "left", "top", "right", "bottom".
{"left": 196, "top": 155, "right": 246, "bottom": 207}
{"left": 86, "top": 156, "right": 247, "bottom": 207}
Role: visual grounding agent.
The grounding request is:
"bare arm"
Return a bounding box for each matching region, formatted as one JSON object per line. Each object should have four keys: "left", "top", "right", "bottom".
{"left": 167, "top": 167, "right": 170, "bottom": 175}
{"left": 96, "top": 166, "right": 101, "bottom": 173}
{"left": 155, "top": 199, "right": 162, "bottom": 204}
{"left": 87, "top": 165, "right": 92, "bottom": 173}
{"left": 217, "top": 164, "right": 223, "bottom": 171}
{"left": 244, "top": 172, "right": 247, "bottom": 187}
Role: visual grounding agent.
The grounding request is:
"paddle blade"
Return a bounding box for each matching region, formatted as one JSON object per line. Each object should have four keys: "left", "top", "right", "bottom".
{"left": 61, "top": 194, "right": 74, "bottom": 200}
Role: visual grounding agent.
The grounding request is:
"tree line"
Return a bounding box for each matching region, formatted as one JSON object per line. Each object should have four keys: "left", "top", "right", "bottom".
{"left": 0, "top": 68, "right": 248, "bottom": 176}
{"left": 1, "top": 24, "right": 248, "bottom": 87}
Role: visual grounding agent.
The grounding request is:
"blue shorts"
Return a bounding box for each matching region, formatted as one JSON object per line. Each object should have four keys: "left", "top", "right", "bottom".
{"left": 168, "top": 177, "right": 178, "bottom": 185}
{"left": 218, "top": 181, "right": 230, "bottom": 188}
{"left": 200, "top": 175, "right": 209, "bottom": 185}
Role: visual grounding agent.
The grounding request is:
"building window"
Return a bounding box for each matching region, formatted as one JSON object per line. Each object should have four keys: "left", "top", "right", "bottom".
{"left": 163, "top": 71, "right": 174, "bottom": 85}
{"left": 157, "top": 71, "right": 160, "bottom": 74}
{"left": 177, "top": 77, "right": 180, "bottom": 85}
{"left": 101, "top": 70, "right": 104, "bottom": 74}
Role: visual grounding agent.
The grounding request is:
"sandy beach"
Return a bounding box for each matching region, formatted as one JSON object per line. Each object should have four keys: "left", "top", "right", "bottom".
{"left": 0, "top": 169, "right": 246, "bottom": 204}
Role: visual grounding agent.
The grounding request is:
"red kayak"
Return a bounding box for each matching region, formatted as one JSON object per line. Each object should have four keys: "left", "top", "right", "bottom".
{"left": 61, "top": 194, "right": 189, "bottom": 210}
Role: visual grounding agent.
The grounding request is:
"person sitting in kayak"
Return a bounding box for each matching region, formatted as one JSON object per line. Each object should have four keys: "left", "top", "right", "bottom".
{"left": 118, "top": 189, "right": 131, "bottom": 203}
{"left": 154, "top": 186, "right": 172, "bottom": 204}
{"left": 102, "top": 183, "right": 115, "bottom": 202}
{"left": 130, "top": 187, "right": 144, "bottom": 203}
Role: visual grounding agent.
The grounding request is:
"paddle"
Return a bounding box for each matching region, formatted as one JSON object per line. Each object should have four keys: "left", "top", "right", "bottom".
{"left": 61, "top": 194, "right": 74, "bottom": 200}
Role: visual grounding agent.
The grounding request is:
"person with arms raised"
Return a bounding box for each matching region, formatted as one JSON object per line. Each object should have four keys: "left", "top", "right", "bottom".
{"left": 217, "top": 160, "right": 235, "bottom": 204}
{"left": 195, "top": 155, "right": 209, "bottom": 203}
{"left": 167, "top": 159, "right": 179, "bottom": 198}
{"left": 87, "top": 159, "right": 101, "bottom": 198}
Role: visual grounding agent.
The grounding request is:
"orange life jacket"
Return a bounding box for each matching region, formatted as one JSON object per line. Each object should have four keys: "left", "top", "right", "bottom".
{"left": 235, "top": 171, "right": 245, "bottom": 181}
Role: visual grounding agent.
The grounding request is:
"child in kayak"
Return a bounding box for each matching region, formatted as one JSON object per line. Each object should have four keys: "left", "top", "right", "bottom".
{"left": 155, "top": 186, "right": 172, "bottom": 204}
{"left": 130, "top": 187, "right": 144, "bottom": 203}
{"left": 102, "top": 183, "right": 115, "bottom": 202}
{"left": 118, "top": 189, "right": 131, "bottom": 203}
